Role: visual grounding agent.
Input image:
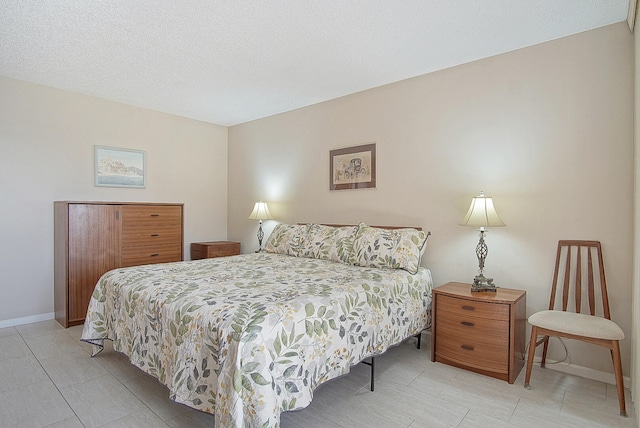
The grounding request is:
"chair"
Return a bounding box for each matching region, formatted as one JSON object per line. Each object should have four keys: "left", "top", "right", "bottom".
{"left": 524, "top": 240, "right": 626, "bottom": 417}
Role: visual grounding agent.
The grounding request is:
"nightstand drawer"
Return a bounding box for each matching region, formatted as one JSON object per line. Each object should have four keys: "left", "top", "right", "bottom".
{"left": 437, "top": 337, "right": 509, "bottom": 373}
{"left": 191, "top": 241, "right": 241, "bottom": 260}
{"left": 437, "top": 309, "right": 509, "bottom": 341}
{"left": 436, "top": 316, "right": 509, "bottom": 367}
{"left": 437, "top": 294, "right": 510, "bottom": 320}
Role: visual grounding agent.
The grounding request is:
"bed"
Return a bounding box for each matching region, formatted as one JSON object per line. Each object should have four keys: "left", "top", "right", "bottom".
{"left": 81, "top": 222, "right": 432, "bottom": 427}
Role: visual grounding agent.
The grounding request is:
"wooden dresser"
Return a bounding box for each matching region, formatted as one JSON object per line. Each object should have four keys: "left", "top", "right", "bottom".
{"left": 431, "top": 281, "right": 526, "bottom": 384}
{"left": 54, "top": 201, "right": 184, "bottom": 327}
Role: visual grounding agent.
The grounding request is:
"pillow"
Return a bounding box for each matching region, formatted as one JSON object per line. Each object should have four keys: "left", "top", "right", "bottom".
{"left": 301, "top": 224, "right": 359, "bottom": 264}
{"left": 350, "top": 222, "right": 429, "bottom": 274}
{"left": 264, "top": 223, "right": 309, "bottom": 257}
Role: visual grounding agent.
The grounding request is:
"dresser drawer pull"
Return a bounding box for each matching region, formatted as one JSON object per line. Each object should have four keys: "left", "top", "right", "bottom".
{"left": 460, "top": 321, "right": 474, "bottom": 327}
{"left": 150, "top": 253, "right": 160, "bottom": 257}
{"left": 461, "top": 305, "right": 475, "bottom": 311}
{"left": 150, "top": 214, "right": 160, "bottom": 217}
{"left": 461, "top": 344, "right": 474, "bottom": 351}
{"left": 150, "top": 234, "right": 160, "bottom": 237}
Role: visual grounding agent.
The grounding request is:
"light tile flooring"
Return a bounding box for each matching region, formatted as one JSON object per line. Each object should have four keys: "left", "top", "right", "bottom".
{"left": 0, "top": 320, "right": 636, "bottom": 427}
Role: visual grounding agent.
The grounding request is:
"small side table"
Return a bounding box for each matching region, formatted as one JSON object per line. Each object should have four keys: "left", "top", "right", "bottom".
{"left": 191, "top": 241, "right": 241, "bottom": 260}
{"left": 431, "top": 281, "right": 526, "bottom": 384}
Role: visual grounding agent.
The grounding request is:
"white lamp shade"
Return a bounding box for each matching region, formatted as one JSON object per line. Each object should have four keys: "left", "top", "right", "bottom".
{"left": 248, "top": 202, "right": 274, "bottom": 220}
{"left": 459, "top": 193, "right": 505, "bottom": 228}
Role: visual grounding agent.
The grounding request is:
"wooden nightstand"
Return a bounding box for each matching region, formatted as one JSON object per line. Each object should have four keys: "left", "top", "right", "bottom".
{"left": 431, "top": 281, "right": 526, "bottom": 384}
{"left": 190, "top": 241, "right": 241, "bottom": 260}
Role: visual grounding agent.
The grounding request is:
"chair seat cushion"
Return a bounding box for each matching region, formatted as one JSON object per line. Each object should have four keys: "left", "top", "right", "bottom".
{"left": 528, "top": 310, "right": 624, "bottom": 340}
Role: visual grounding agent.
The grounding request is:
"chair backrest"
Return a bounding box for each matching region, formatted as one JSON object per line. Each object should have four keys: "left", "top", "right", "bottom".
{"left": 548, "top": 240, "right": 611, "bottom": 319}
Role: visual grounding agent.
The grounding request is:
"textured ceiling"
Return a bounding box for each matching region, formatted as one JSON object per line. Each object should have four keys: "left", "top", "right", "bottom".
{"left": 0, "top": 1, "right": 630, "bottom": 126}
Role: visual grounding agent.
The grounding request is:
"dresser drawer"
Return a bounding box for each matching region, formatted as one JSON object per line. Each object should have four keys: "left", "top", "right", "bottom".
{"left": 121, "top": 243, "right": 182, "bottom": 267}
{"left": 121, "top": 205, "right": 182, "bottom": 229}
{"left": 122, "top": 228, "right": 182, "bottom": 247}
{"left": 120, "top": 205, "right": 183, "bottom": 265}
{"left": 437, "top": 294, "right": 510, "bottom": 320}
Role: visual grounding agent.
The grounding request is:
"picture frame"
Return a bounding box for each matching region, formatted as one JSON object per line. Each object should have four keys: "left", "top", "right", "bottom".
{"left": 94, "top": 145, "right": 146, "bottom": 188}
{"left": 330, "top": 143, "right": 376, "bottom": 190}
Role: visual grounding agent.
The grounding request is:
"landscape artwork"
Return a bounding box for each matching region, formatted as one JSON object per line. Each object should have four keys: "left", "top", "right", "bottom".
{"left": 95, "top": 146, "right": 146, "bottom": 188}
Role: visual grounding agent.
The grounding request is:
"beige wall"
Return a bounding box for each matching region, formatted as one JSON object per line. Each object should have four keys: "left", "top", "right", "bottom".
{"left": 229, "top": 23, "right": 634, "bottom": 376}
{"left": 0, "top": 76, "right": 229, "bottom": 325}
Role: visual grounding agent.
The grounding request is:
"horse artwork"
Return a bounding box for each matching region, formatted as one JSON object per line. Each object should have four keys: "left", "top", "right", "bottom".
{"left": 329, "top": 143, "right": 376, "bottom": 190}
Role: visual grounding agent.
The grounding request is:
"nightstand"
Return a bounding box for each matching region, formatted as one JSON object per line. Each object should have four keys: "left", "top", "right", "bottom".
{"left": 431, "top": 281, "right": 526, "bottom": 384}
{"left": 190, "top": 241, "right": 241, "bottom": 260}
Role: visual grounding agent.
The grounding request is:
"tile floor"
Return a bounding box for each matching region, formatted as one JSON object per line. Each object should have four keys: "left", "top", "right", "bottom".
{"left": 0, "top": 320, "right": 636, "bottom": 427}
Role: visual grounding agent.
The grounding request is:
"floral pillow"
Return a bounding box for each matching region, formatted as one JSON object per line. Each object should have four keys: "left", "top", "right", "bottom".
{"left": 264, "top": 223, "right": 310, "bottom": 257}
{"left": 301, "top": 224, "right": 359, "bottom": 264}
{"left": 350, "top": 222, "right": 429, "bottom": 274}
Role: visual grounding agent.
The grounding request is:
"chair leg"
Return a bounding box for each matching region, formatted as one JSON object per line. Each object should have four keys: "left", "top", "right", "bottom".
{"left": 524, "top": 326, "right": 538, "bottom": 389}
{"left": 540, "top": 335, "right": 550, "bottom": 368}
{"left": 610, "top": 340, "right": 627, "bottom": 417}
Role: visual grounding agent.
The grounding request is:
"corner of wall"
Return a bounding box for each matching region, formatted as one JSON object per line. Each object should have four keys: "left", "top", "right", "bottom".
{"left": 632, "top": 12, "right": 640, "bottom": 416}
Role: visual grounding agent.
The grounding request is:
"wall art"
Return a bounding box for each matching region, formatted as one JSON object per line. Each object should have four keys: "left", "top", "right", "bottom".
{"left": 329, "top": 143, "right": 376, "bottom": 190}
{"left": 95, "top": 146, "right": 145, "bottom": 188}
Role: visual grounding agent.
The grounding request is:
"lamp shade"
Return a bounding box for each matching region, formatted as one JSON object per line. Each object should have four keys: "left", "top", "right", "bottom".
{"left": 248, "top": 201, "right": 274, "bottom": 220}
{"left": 459, "top": 192, "right": 505, "bottom": 228}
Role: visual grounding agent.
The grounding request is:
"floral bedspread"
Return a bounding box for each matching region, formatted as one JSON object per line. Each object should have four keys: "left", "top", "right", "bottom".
{"left": 81, "top": 253, "right": 432, "bottom": 427}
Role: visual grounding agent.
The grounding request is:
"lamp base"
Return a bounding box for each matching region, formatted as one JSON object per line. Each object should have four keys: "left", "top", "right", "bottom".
{"left": 255, "top": 221, "right": 264, "bottom": 253}
{"left": 471, "top": 273, "right": 497, "bottom": 292}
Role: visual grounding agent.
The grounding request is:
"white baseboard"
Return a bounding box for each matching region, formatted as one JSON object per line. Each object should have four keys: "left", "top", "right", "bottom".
{"left": 531, "top": 356, "right": 631, "bottom": 388}
{"left": 423, "top": 330, "right": 629, "bottom": 388}
{"left": 0, "top": 312, "right": 54, "bottom": 329}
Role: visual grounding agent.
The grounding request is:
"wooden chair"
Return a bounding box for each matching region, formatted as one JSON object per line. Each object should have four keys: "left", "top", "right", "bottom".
{"left": 524, "top": 240, "right": 626, "bottom": 417}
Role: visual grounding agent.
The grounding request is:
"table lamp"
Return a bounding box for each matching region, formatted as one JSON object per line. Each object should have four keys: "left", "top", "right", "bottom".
{"left": 248, "top": 201, "right": 274, "bottom": 252}
{"left": 459, "top": 192, "right": 506, "bottom": 292}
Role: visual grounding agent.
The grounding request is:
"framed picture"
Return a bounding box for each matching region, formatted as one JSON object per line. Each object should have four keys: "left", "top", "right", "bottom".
{"left": 330, "top": 143, "right": 376, "bottom": 190}
{"left": 95, "top": 146, "right": 146, "bottom": 188}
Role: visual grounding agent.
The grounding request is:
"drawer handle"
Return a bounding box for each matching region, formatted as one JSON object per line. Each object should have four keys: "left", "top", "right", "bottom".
{"left": 150, "top": 234, "right": 159, "bottom": 237}
{"left": 150, "top": 253, "right": 159, "bottom": 257}
{"left": 461, "top": 344, "right": 474, "bottom": 351}
{"left": 461, "top": 305, "right": 475, "bottom": 311}
{"left": 150, "top": 214, "right": 160, "bottom": 217}
{"left": 460, "top": 321, "right": 474, "bottom": 327}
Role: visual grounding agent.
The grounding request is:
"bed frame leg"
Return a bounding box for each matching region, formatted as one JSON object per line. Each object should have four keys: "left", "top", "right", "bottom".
{"left": 362, "top": 332, "right": 421, "bottom": 393}
{"left": 370, "top": 357, "right": 375, "bottom": 391}
{"left": 362, "top": 357, "right": 375, "bottom": 391}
